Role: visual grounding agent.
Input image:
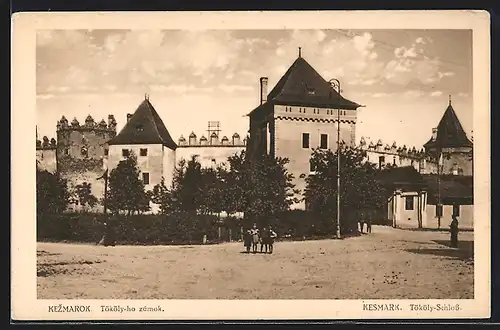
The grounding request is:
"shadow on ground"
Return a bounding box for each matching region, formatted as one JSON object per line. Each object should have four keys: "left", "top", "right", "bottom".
{"left": 405, "top": 240, "right": 473, "bottom": 261}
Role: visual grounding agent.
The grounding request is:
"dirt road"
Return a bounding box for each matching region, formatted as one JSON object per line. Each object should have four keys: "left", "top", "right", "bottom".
{"left": 37, "top": 226, "right": 474, "bottom": 299}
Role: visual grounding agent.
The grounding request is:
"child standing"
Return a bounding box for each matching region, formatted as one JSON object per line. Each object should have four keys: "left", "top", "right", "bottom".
{"left": 249, "top": 223, "right": 260, "bottom": 254}
{"left": 243, "top": 229, "right": 252, "bottom": 253}
{"left": 268, "top": 225, "right": 278, "bottom": 254}
{"left": 260, "top": 227, "right": 270, "bottom": 253}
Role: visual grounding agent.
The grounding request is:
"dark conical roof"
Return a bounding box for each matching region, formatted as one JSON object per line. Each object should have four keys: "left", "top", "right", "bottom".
{"left": 107, "top": 98, "right": 177, "bottom": 150}
{"left": 424, "top": 102, "right": 472, "bottom": 149}
{"left": 265, "top": 56, "right": 360, "bottom": 110}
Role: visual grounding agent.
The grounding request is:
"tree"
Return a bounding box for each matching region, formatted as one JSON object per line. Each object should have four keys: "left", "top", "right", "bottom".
{"left": 226, "top": 151, "right": 297, "bottom": 227}
{"left": 304, "top": 144, "right": 388, "bottom": 235}
{"left": 169, "top": 155, "right": 204, "bottom": 212}
{"left": 224, "top": 151, "right": 250, "bottom": 216}
{"left": 107, "top": 152, "right": 150, "bottom": 215}
{"left": 150, "top": 177, "right": 173, "bottom": 215}
{"left": 199, "top": 166, "right": 225, "bottom": 217}
{"left": 73, "top": 182, "right": 98, "bottom": 212}
{"left": 36, "top": 167, "right": 70, "bottom": 215}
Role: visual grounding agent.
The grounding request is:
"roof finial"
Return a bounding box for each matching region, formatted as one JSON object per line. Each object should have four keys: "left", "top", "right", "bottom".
{"left": 145, "top": 93, "right": 149, "bottom": 100}
{"left": 449, "top": 94, "right": 452, "bottom": 106}
{"left": 298, "top": 47, "right": 302, "bottom": 58}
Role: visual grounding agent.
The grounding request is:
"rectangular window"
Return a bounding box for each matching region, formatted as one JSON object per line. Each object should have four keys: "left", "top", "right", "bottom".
{"left": 302, "top": 133, "right": 310, "bottom": 149}
{"left": 140, "top": 148, "right": 148, "bottom": 156}
{"left": 142, "top": 172, "right": 150, "bottom": 185}
{"left": 453, "top": 204, "right": 460, "bottom": 217}
{"left": 309, "top": 159, "right": 316, "bottom": 172}
{"left": 405, "top": 196, "right": 414, "bottom": 210}
{"left": 393, "top": 156, "right": 396, "bottom": 165}
{"left": 104, "top": 149, "right": 109, "bottom": 156}
{"left": 122, "top": 149, "right": 130, "bottom": 157}
{"left": 64, "top": 148, "right": 69, "bottom": 155}
{"left": 320, "top": 134, "right": 328, "bottom": 149}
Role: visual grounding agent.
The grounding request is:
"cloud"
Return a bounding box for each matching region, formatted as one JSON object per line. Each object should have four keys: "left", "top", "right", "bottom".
{"left": 371, "top": 92, "right": 391, "bottom": 98}
{"left": 403, "top": 90, "right": 425, "bottom": 98}
{"left": 383, "top": 36, "right": 451, "bottom": 87}
{"left": 430, "top": 91, "right": 443, "bottom": 97}
{"left": 438, "top": 71, "right": 455, "bottom": 79}
{"left": 149, "top": 84, "right": 215, "bottom": 94}
{"left": 218, "top": 84, "right": 255, "bottom": 93}
{"left": 458, "top": 92, "right": 469, "bottom": 97}
{"left": 36, "top": 94, "right": 55, "bottom": 100}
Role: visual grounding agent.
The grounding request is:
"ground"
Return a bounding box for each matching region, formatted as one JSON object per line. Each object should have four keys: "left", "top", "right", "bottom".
{"left": 37, "top": 226, "right": 474, "bottom": 299}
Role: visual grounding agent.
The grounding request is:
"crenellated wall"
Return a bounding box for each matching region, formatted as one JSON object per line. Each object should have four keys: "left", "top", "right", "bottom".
{"left": 176, "top": 131, "right": 246, "bottom": 168}
{"left": 36, "top": 135, "right": 57, "bottom": 173}
{"left": 357, "top": 136, "right": 441, "bottom": 174}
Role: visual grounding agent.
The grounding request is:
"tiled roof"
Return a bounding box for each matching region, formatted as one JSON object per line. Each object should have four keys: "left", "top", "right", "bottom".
{"left": 252, "top": 56, "right": 360, "bottom": 114}
{"left": 424, "top": 101, "right": 473, "bottom": 149}
{"left": 107, "top": 98, "right": 177, "bottom": 150}
{"left": 375, "top": 166, "right": 427, "bottom": 188}
{"left": 422, "top": 174, "right": 473, "bottom": 204}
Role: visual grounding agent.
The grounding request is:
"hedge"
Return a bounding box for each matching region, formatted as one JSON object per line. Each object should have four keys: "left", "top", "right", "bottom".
{"left": 37, "top": 212, "right": 226, "bottom": 245}
{"left": 37, "top": 209, "right": 388, "bottom": 245}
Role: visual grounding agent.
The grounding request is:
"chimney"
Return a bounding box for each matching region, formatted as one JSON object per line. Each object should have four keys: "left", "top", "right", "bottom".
{"left": 126, "top": 113, "right": 133, "bottom": 123}
{"left": 431, "top": 128, "right": 438, "bottom": 141}
{"left": 260, "top": 77, "right": 268, "bottom": 105}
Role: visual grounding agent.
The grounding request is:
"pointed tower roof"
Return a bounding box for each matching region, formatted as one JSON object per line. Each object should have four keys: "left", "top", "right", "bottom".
{"left": 424, "top": 98, "right": 473, "bottom": 149}
{"left": 107, "top": 98, "right": 177, "bottom": 150}
{"left": 264, "top": 56, "right": 360, "bottom": 110}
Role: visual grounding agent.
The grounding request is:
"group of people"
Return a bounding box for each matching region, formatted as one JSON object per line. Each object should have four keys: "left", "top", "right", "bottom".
{"left": 243, "top": 223, "right": 278, "bottom": 254}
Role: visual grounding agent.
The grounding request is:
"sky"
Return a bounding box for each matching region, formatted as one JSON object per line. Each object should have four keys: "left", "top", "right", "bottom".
{"left": 36, "top": 29, "right": 473, "bottom": 148}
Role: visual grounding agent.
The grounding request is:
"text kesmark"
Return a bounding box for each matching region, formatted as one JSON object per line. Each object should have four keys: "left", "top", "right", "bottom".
{"left": 363, "top": 303, "right": 402, "bottom": 311}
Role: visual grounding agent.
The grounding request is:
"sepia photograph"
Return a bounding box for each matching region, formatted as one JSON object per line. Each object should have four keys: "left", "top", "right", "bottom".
{"left": 12, "top": 11, "right": 490, "bottom": 320}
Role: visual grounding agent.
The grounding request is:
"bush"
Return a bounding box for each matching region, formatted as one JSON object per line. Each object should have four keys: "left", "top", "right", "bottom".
{"left": 37, "top": 212, "right": 220, "bottom": 245}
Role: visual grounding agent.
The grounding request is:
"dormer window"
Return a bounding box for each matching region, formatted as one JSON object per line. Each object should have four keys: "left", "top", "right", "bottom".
{"left": 136, "top": 124, "right": 144, "bottom": 132}
{"left": 307, "top": 87, "right": 316, "bottom": 95}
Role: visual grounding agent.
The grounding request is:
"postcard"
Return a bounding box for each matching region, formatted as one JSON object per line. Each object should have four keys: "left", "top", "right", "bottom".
{"left": 11, "top": 10, "right": 490, "bottom": 320}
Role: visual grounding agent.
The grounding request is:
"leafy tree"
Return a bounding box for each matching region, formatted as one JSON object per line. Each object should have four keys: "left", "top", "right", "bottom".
{"left": 74, "top": 182, "right": 98, "bottom": 212}
{"left": 150, "top": 177, "right": 173, "bottom": 215}
{"left": 36, "top": 167, "right": 70, "bottom": 215}
{"left": 107, "top": 152, "right": 150, "bottom": 215}
{"left": 227, "top": 151, "right": 297, "bottom": 227}
{"left": 224, "top": 151, "right": 250, "bottom": 216}
{"left": 199, "top": 166, "right": 225, "bottom": 217}
{"left": 303, "top": 144, "right": 388, "bottom": 235}
{"left": 169, "top": 155, "right": 203, "bottom": 212}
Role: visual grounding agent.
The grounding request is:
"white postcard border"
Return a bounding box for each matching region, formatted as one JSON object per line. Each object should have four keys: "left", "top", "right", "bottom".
{"left": 11, "top": 10, "right": 491, "bottom": 320}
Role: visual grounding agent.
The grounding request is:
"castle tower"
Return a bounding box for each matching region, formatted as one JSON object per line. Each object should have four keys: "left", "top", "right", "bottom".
{"left": 36, "top": 126, "right": 57, "bottom": 173}
{"left": 56, "top": 114, "right": 117, "bottom": 212}
{"left": 423, "top": 97, "right": 473, "bottom": 176}
{"left": 247, "top": 49, "right": 362, "bottom": 209}
{"left": 106, "top": 96, "right": 178, "bottom": 213}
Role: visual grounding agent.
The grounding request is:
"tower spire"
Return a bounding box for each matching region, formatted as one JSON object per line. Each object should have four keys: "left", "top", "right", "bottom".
{"left": 449, "top": 94, "right": 452, "bottom": 106}
{"left": 298, "top": 47, "right": 302, "bottom": 58}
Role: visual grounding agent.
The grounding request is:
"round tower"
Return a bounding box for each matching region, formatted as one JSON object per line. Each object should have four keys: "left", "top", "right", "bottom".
{"left": 56, "top": 114, "right": 117, "bottom": 212}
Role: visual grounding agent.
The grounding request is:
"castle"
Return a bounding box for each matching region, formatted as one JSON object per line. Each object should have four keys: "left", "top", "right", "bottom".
{"left": 36, "top": 50, "right": 473, "bottom": 214}
{"left": 36, "top": 97, "right": 246, "bottom": 213}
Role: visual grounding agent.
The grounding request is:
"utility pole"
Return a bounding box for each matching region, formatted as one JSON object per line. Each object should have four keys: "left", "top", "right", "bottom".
{"left": 97, "top": 168, "right": 109, "bottom": 215}
{"left": 329, "top": 78, "right": 342, "bottom": 239}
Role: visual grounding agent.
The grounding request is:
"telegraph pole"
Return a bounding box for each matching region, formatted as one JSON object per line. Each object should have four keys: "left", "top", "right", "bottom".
{"left": 329, "top": 78, "right": 342, "bottom": 239}
{"left": 97, "top": 168, "right": 109, "bottom": 215}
